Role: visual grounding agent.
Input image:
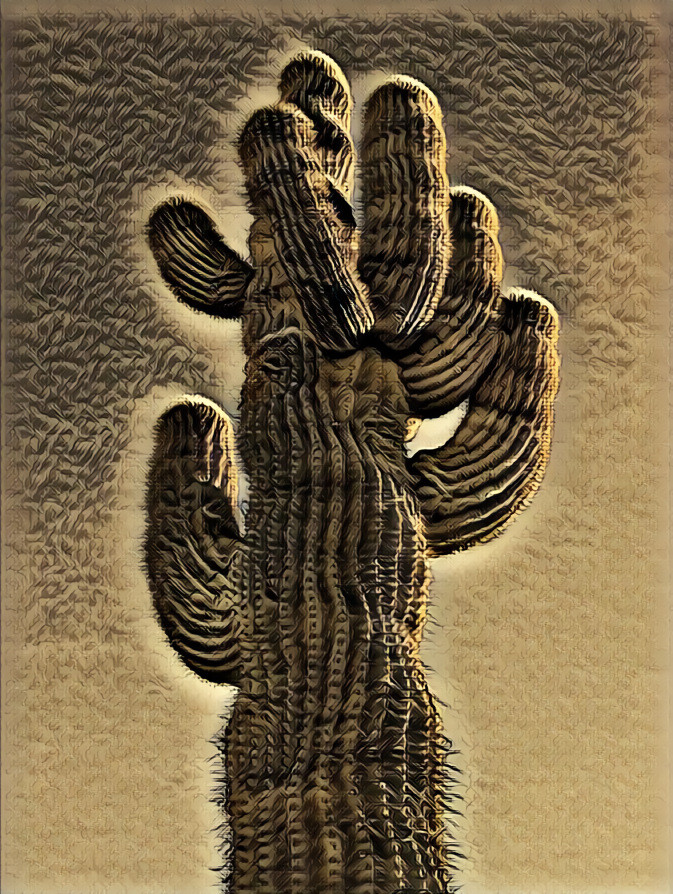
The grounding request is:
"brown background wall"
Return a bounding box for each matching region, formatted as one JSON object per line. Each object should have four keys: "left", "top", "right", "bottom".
{"left": 1, "top": 4, "right": 669, "bottom": 892}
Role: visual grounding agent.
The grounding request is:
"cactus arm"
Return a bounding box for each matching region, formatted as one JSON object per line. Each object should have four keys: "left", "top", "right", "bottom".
{"left": 278, "top": 50, "right": 355, "bottom": 198}
{"left": 148, "top": 198, "right": 253, "bottom": 317}
{"left": 145, "top": 399, "right": 248, "bottom": 684}
{"left": 238, "top": 104, "right": 374, "bottom": 353}
{"left": 408, "top": 289, "right": 560, "bottom": 556}
{"left": 359, "top": 79, "right": 452, "bottom": 348}
{"left": 397, "top": 187, "right": 504, "bottom": 417}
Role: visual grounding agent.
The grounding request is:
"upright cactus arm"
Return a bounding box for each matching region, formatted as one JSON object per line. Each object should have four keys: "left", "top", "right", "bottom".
{"left": 278, "top": 50, "right": 355, "bottom": 197}
{"left": 148, "top": 197, "right": 253, "bottom": 317}
{"left": 146, "top": 399, "right": 248, "bottom": 685}
{"left": 359, "top": 78, "right": 452, "bottom": 347}
{"left": 408, "top": 288, "right": 560, "bottom": 556}
{"left": 396, "top": 188, "right": 505, "bottom": 417}
{"left": 239, "top": 101, "right": 374, "bottom": 353}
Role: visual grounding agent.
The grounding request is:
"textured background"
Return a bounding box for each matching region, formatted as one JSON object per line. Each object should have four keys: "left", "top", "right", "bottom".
{"left": 1, "top": 6, "right": 670, "bottom": 893}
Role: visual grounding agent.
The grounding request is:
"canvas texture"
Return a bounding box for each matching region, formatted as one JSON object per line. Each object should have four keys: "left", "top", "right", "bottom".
{"left": 1, "top": 8, "right": 669, "bottom": 893}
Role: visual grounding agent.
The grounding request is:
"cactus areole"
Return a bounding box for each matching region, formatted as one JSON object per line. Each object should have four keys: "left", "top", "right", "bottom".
{"left": 144, "top": 50, "right": 560, "bottom": 894}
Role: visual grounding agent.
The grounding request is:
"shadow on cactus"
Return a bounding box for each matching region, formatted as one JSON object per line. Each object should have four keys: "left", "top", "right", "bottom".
{"left": 144, "top": 49, "right": 560, "bottom": 894}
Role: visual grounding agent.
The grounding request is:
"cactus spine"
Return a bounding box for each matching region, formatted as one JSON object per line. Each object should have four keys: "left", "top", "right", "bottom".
{"left": 145, "top": 50, "right": 559, "bottom": 894}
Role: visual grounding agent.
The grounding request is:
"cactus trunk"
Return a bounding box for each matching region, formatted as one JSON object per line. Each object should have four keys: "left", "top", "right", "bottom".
{"left": 215, "top": 332, "right": 454, "bottom": 894}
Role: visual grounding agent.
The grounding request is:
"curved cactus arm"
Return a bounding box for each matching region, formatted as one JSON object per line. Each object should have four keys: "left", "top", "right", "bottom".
{"left": 239, "top": 101, "right": 374, "bottom": 354}
{"left": 359, "top": 78, "right": 451, "bottom": 348}
{"left": 409, "top": 289, "right": 560, "bottom": 556}
{"left": 396, "top": 187, "right": 504, "bottom": 417}
{"left": 145, "top": 398, "right": 248, "bottom": 684}
{"left": 148, "top": 198, "right": 253, "bottom": 317}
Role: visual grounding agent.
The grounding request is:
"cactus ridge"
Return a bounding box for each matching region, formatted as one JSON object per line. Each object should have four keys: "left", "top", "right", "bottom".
{"left": 144, "top": 50, "right": 560, "bottom": 894}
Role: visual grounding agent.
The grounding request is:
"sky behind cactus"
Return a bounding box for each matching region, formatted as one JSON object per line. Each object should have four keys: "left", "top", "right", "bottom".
{"left": 1, "top": 7, "right": 669, "bottom": 893}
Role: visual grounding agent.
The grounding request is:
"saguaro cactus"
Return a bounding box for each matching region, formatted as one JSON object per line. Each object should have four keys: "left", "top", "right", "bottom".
{"left": 145, "top": 50, "right": 559, "bottom": 894}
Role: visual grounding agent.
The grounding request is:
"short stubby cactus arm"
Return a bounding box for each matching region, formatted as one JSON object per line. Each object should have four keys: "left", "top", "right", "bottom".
{"left": 396, "top": 187, "right": 505, "bottom": 417}
{"left": 145, "top": 399, "right": 248, "bottom": 685}
{"left": 408, "top": 289, "right": 560, "bottom": 555}
{"left": 148, "top": 198, "right": 253, "bottom": 317}
{"left": 359, "top": 78, "right": 452, "bottom": 348}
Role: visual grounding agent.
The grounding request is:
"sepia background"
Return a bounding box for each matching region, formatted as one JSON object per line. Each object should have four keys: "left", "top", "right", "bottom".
{"left": 1, "top": 3, "right": 670, "bottom": 892}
